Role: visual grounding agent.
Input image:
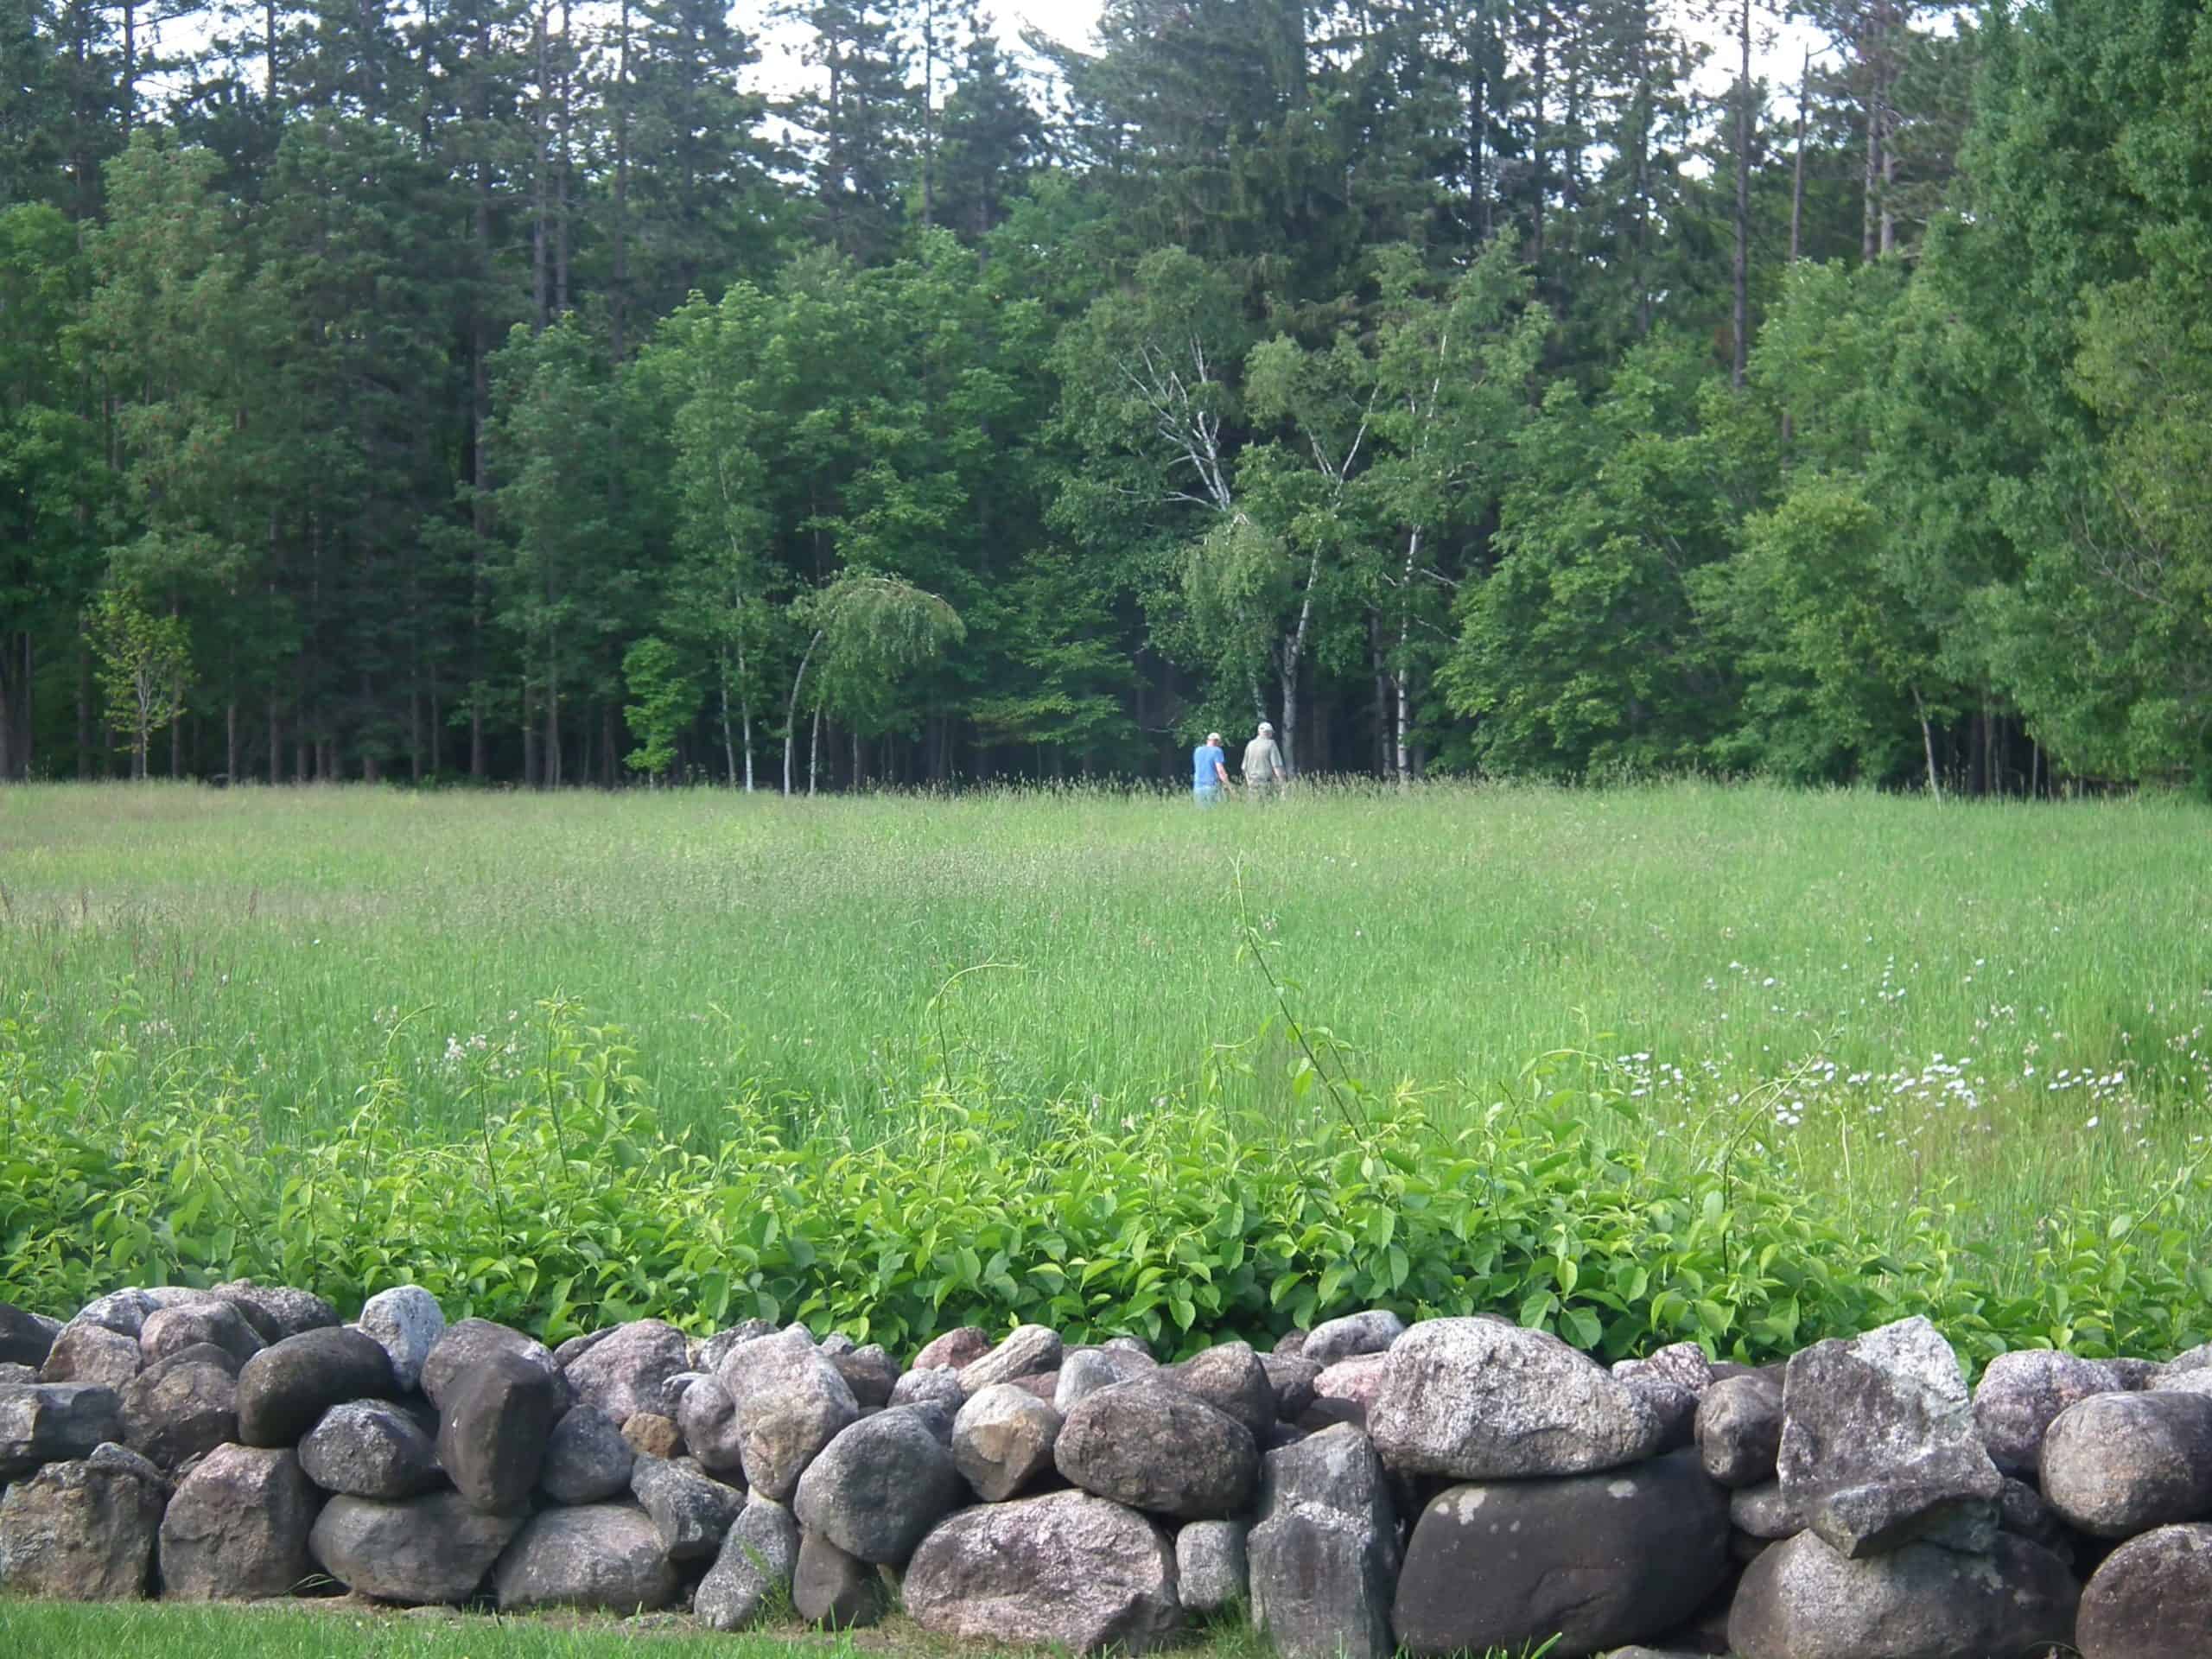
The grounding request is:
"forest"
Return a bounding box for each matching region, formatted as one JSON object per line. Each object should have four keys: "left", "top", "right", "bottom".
{"left": 1, "top": 0, "right": 2208, "bottom": 794}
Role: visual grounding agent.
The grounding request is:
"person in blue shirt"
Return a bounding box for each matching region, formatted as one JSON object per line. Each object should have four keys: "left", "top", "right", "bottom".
{"left": 1192, "top": 732, "right": 1228, "bottom": 803}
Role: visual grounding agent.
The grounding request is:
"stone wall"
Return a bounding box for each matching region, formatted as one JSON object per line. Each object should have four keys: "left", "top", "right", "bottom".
{"left": 3, "top": 1286, "right": 2209, "bottom": 1657}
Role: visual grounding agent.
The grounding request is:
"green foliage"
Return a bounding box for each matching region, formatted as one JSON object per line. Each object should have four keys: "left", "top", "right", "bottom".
{"left": 621, "top": 636, "right": 699, "bottom": 780}
{"left": 3, "top": 988, "right": 2203, "bottom": 1367}
{"left": 84, "top": 583, "right": 191, "bottom": 779}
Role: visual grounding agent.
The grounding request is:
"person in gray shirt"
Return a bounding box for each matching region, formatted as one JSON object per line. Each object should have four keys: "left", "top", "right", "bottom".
{"left": 1242, "top": 721, "right": 1287, "bottom": 795}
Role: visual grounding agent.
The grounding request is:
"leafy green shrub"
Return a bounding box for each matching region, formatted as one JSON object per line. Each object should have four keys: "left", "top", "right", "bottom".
{"left": 2, "top": 994, "right": 2205, "bottom": 1366}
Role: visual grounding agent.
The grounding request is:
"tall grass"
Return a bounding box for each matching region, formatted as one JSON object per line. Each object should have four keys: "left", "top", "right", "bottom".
{"left": 2, "top": 779, "right": 2208, "bottom": 1265}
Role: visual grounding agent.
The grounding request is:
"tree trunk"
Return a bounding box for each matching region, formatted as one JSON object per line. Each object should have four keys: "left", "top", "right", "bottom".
{"left": 1913, "top": 687, "right": 1942, "bottom": 801}
{"left": 556, "top": 0, "right": 572, "bottom": 316}
{"left": 531, "top": 6, "right": 550, "bottom": 334}
{"left": 77, "top": 639, "right": 92, "bottom": 778}
{"left": 612, "top": 0, "right": 630, "bottom": 360}
{"left": 782, "top": 627, "right": 823, "bottom": 797}
{"left": 268, "top": 696, "right": 280, "bottom": 785}
{"left": 720, "top": 655, "right": 737, "bottom": 785}
{"left": 808, "top": 707, "right": 822, "bottom": 798}
{"left": 1790, "top": 49, "right": 1810, "bottom": 263}
{"left": 227, "top": 699, "right": 238, "bottom": 783}
{"left": 739, "top": 638, "right": 754, "bottom": 791}
{"left": 1732, "top": 0, "right": 1752, "bottom": 388}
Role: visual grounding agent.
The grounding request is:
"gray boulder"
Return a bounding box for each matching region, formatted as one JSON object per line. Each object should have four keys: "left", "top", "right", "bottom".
{"left": 420, "top": 1319, "right": 563, "bottom": 1414}
{"left": 1176, "top": 1519, "right": 1249, "bottom": 1615}
{"left": 1300, "top": 1310, "right": 1406, "bottom": 1369}
{"left": 1729, "top": 1478, "right": 1807, "bottom": 1539}
{"left": 0, "top": 1363, "right": 35, "bottom": 1386}
{"left": 40, "top": 1321, "right": 143, "bottom": 1390}
{"left": 1393, "top": 1448, "right": 1728, "bottom": 1659}
{"left": 795, "top": 1407, "right": 966, "bottom": 1564}
{"left": 157, "top": 1443, "right": 321, "bottom": 1599}
{"left": 951, "top": 1382, "right": 1061, "bottom": 1502}
{"left": 356, "top": 1287, "right": 446, "bottom": 1394}
{"left": 630, "top": 1453, "right": 743, "bottom": 1560}
{"left": 1615, "top": 1342, "right": 1713, "bottom": 1452}
{"left": 0, "top": 1302, "right": 59, "bottom": 1369}
{"left": 307, "top": 1490, "right": 525, "bottom": 1604}
{"left": 676, "top": 1372, "right": 747, "bottom": 1477}
{"left": 437, "top": 1349, "right": 561, "bottom": 1514}
{"left": 67, "top": 1290, "right": 162, "bottom": 1338}
{"left": 695, "top": 1496, "right": 801, "bottom": 1630}
{"left": 698, "top": 1319, "right": 779, "bottom": 1376}
{"left": 2153, "top": 1341, "right": 2212, "bottom": 1384}
{"left": 119, "top": 1345, "right": 238, "bottom": 1469}
{"left": 892, "top": 1363, "right": 969, "bottom": 1418}
{"left": 1777, "top": 1315, "right": 2003, "bottom": 1557}
{"left": 564, "top": 1319, "right": 690, "bottom": 1423}
{"left": 2075, "top": 1522, "right": 2212, "bottom": 1659}
{"left": 957, "top": 1324, "right": 1063, "bottom": 1396}
{"left": 493, "top": 1503, "right": 678, "bottom": 1611}
{"left": 1251, "top": 1425, "right": 1399, "bottom": 1659}
{"left": 1259, "top": 1353, "right": 1322, "bottom": 1421}
{"left": 1974, "top": 1349, "right": 2126, "bottom": 1475}
{"left": 1999, "top": 1475, "right": 2072, "bottom": 1554}
{"left": 1370, "top": 1318, "right": 1666, "bottom": 1478}
{"left": 791, "top": 1528, "right": 892, "bottom": 1627}
{"left": 734, "top": 1332, "right": 859, "bottom": 1502}
{"left": 1053, "top": 1349, "right": 1126, "bottom": 1414}
{"left": 209, "top": 1281, "right": 339, "bottom": 1343}
{"left": 905, "top": 1489, "right": 1183, "bottom": 1654}
{"left": 1311, "top": 1353, "right": 1389, "bottom": 1424}
{"left": 298, "top": 1399, "right": 443, "bottom": 1499}
{"left": 236, "top": 1326, "right": 396, "bottom": 1446}
{"left": 1695, "top": 1370, "right": 1783, "bottom": 1488}
{"left": 539, "top": 1405, "right": 635, "bottom": 1505}
{"left": 1727, "top": 1529, "right": 2081, "bottom": 1659}
{"left": 1167, "top": 1340, "right": 1275, "bottom": 1440}
{"left": 2040, "top": 1389, "right": 2212, "bottom": 1538}
{"left": 830, "top": 1344, "right": 900, "bottom": 1409}
{"left": 913, "top": 1326, "right": 995, "bottom": 1371}
{"left": 139, "top": 1300, "right": 264, "bottom": 1370}
{"left": 0, "top": 1452, "right": 166, "bottom": 1598}
{"left": 1056, "top": 1376, "right": 1259, "bottom": 1519}
{"left": 1, "top": 1382, "right": 125, "bottom": 1478}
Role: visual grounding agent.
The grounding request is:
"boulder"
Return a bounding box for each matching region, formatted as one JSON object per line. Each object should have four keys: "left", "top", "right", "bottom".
{"left": 734, "top": 1332, "right": 859, "bottom": 1502}
{"left": 297, "top": 1399, "right": 443, "bottom": 1499}
{"left": 1974, "top": 1350, "right": 2126, "bottom": 1475}
{"left": 677, "top": 1373, "right": 747, "bottom": 1477}
{"left": 2075, "top": 1522, "right": 2212, "bottom": 1659}
{"left": 0, "top": 1302, "right": 59, "bottom": 1370}
{"left": 0, "top": 1362, "right": 37, "bottom": 1386}
{"left": 1393, "top": 1449, "right": 1729, "bottom": 1659}
{"left": 952, "top": 1382, "right": 1062, "bottom": 1502}
{"left": 2153, "top": 1342, "right": 2212, "bottom": 1384}
{"left": 0, "top": 1382, "right": 125, "bottom": 1479}
{"left": 1695, "top": 1371, "right": 1783, "bottom": 1488}
{"left": 419, "top": 1319, "right": 563, "bottom": 1414}
{"left": 2154, "top": 1367, "right": 2212, "bottom": 1397}
{"left": 1102, "top": 1334, "right": 1154, "bottom": 1361}
{"left": 1260, "top": 1354, "right": 1322, "bottom": 1421}
{"left": 540, "top": 1406, "right": 635, "bottom": 1505}
{"left": 621, "top": 1411, "right": 681, "bottom": 1459}
{"left": 695, "top": 1495, "right": 801, "bottom": 1630}
{"left": 1777, "top": 1315, "right": 2003, "bottom": 1557}
{"left": 139, "top": 1300, "right": 264, "bottom": 1370}
{"left": 1167, "top": 1341, "right": 1275, "bottom": 1440}
{"left": 914, "top": 1326, "right": 995, "bottom": 1371}
{"left": 795, "top": 1407, "right": 966, "bottom": 1564}
{"left": 830, "top": 1344, "right": 900, "bottom": 1409}
{"left": 1054, "top": 1349, "right": 1126, "bottom": 1413}
{"left": 957, "top": 1324, "right": 1064, "bottom": 1396}
{"left": 791, "top": 1528, "right": 891, "bottom": 1627}
{"left": 892, "top": 1364, "right": 969, "bottom": 1418}
{"left": 1312, "top": 1353, "right": 1388, "bottom": 1421}
{"left": 1176, "top": 1519, "right": 1249, "bottom": 1615}
{"left": 1056, "top": 1376, "right": 1259, "bottom": 1519}
{"left": 2040, "top": 1390, "right": 2212, "bottom": 1538}
{"left": 209, "top": 1281, "right": 339, "bottom": 1343}
{"left": 0, "top": 1452, "right": 167, "bottom": 1599}
{"left": 1274, "top": 1330, "right": 1309, "bottom": 1356}
{"left": 355, "top": 1287, "right": 446, "bottom": 1394}
{"left": 1729, "top": 1479, "right": 1806, "bottom": 1540}
{"left": 630, "top": 1453, "right": 743, "bottom": 1561}
{"left": 307, "top": 1490, "right": 525, "bottom": 1604}
{"left": 119, "top": 1346, "right": 239, "bottom": 1469}
{"left": 67, "top": 1290, "right": 162, "bottom": 1338}
{"left": 1370, "top": 1318, "right": 1666, "bottom": 1479}
{"left": 1251, "top": 1425, "right": 1400, "bottom": 1659}
{"left": 2108, "top": 1357, "right": 2160, "bottom": 1389}
{"left": 493, "top": 1503, "right": 678, "bottom": 1612}
{"left": 1615, "top": 1343, "right": 1713, "bottom": 1452}
{"left": 1727, "top": 1529, "right": 2081, "bottom": 1659}
{"left": 157, "top": 1443, "right": 321, "bottom": 1599}
{"left": 1999, "top": 1475, "right": 2072, "bottom": 1554}
{"left": 437, "top": 1349, "right": 560, "bottom": 1513}
{"left": 905, "top": 1489, "right": 1183, "bottom": 1654}
{"left": 236, "top": 1326, "right": 397, "bottom": 1447}
{"left": 1300, "top": 1311, "right": 1407, "bottom": 1369}
{"left": 40, "top": 1322, "right": 143, "bottom": 1390}
{"left": 564, "top": 1319, "right": 690, "bottom": 1423}
{"left": 698, "top": 1319, "right": 779, "bottom": 1376}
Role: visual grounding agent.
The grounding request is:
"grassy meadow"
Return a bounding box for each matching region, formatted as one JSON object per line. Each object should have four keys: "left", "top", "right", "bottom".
{"left": 1, "top": 779, "right": 2208, "bottom": 1358}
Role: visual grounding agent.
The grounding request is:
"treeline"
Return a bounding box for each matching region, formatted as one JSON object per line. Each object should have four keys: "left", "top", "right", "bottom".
{"left": 2, "top": 0, "right": 2208, "bottom": 793}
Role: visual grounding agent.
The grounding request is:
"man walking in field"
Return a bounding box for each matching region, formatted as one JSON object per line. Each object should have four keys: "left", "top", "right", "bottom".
{"left": 1243, "top": 721, "right": 1287, "bottom": 797}
{"left": 1192, "top": 731, "right": 1228, "bottom": 803}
